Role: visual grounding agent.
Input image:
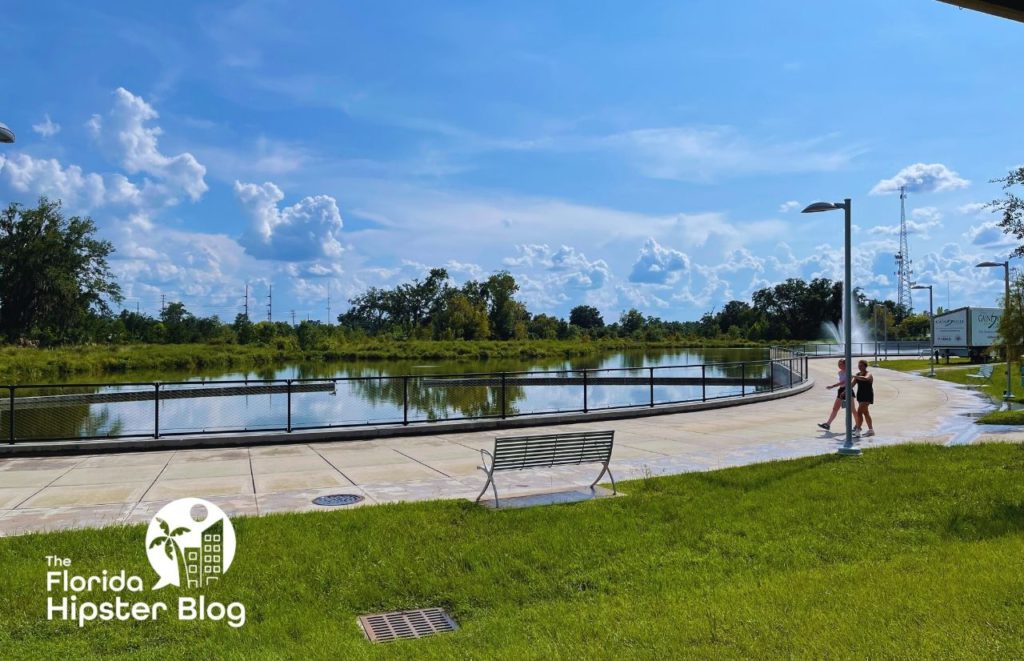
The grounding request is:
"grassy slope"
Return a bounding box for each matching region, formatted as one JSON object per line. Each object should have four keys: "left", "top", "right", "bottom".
{"left": 2, "top": 444, "right": 1024, "bottom": 658}
{"left": 0, "top": 339, "right": 780, "bottom": 382}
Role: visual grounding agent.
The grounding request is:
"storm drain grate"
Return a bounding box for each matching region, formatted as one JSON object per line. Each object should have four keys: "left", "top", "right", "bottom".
{"left": 312, "top": 493, "right": 365, "bottom": 507}
{"left": 357, "top": 608, "right": 459, "bottom": 643}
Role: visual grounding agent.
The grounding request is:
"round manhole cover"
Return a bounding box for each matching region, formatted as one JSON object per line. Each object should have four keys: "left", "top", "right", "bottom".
{"left": 312, "top": 494, "right": 365, "bottom": 507}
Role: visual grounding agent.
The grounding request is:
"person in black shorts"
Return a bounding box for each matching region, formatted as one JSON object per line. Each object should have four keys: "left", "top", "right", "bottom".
{"left": 852, "top": 359, "right": 874, "bottom": 437}
{"left": 818, "top": 359, "right": 853, "bottom": 433}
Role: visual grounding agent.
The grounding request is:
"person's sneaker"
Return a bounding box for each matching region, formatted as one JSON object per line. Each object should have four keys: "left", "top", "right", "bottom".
{"left": 851, "top": 428, "right": 861, "bottom": 438}
{"left": 817, "top": 423, "right": 830, "bottom": 431}
{"left": 863, "top": 429, "right": 875, "bottom": 437}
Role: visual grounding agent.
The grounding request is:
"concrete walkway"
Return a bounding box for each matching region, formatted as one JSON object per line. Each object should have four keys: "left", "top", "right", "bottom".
{"left": 0, "top": 359, "right": 1004, "bottom": 536}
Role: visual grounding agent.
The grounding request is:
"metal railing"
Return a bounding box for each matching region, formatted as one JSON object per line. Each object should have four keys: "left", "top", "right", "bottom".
{"left": 1, "top": 355, "right": 809, "bottom": 444}
{"left": 795, "top": 341, "right": 931, "bottom": 357}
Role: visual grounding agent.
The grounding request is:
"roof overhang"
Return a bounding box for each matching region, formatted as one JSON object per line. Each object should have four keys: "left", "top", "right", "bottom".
{"left": 937, "top": 1, "right": 1024, "bottom": 23}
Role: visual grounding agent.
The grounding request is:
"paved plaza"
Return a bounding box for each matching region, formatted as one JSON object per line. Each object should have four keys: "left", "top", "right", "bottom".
{"left": 0, "top": 359, "right": 1014, "bottom": 536}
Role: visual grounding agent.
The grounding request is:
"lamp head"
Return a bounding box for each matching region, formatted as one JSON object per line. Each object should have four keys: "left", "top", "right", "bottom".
{"left": 976, "top": 261, "right": 1004, "bottom": 268}
{"left": 0, "top": 123, "right": 14, "bottom": 144}
{"left": 801, "top": 201, "right": 842, "bottom": 213}
{"left": 911, "top": 284, "right": 931, "bottom": 291}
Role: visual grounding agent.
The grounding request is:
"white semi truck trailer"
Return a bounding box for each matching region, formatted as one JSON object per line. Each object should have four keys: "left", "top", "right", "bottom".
{"left": 932, "top": 306, "right": 1003, "bottom": 362}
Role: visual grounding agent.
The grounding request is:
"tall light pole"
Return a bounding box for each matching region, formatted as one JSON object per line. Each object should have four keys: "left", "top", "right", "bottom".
{"left": 977, "top": 260, "right": 1012, "bottom": 400}
{"left": 883, "top": 307, "right": 888, "bottom": 360}
{"left": 912, "top": 284, "right": 934, "bottom": 377}
{"left": 873, "top": 306, "right": 879, "bottom": 364}
{"left": 0, "top": 122, "right": 14, "bottom": 144}
{"left": 802, "top": 198, "right": 860, "bottom": 456}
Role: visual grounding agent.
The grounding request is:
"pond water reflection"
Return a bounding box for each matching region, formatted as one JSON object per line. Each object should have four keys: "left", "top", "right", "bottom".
{"left": 5, "top": 348, "right": 782, "bottom": 441}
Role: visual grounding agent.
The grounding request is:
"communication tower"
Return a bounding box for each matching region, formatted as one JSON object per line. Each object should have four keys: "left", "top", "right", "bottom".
{"left": 895, "top": 186, "right": 913, "bottom": 312}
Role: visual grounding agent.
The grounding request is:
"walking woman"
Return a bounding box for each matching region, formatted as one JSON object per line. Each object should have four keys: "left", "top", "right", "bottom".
{"left": 818, "top": 359, "right": 853, "bottom": 433}
{"left": 853, "top": 359, "right": 875, "bottom": 437}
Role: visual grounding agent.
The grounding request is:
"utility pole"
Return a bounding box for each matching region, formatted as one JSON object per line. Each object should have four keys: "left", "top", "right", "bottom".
{"left": 266, "top": 285, "right": 272, "bottom": 322}
{"left": 243, "top": 283, "right": 249, "bottom": 320}
{"left": 327, "top": 287, "right": 331, "bottom": 325}
{"left": 160, "top": 294, "right": 166, "bottom": 315}
{"left": 290, "top": 310, "right": 296, "bottom": 326}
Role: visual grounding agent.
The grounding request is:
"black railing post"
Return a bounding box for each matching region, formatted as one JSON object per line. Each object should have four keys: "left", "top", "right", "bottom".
{"left": 649, "top": 367, "right": 655, "bottom": 407}
{"left": 153, "top": 383, "right": 160, "bottom": 439}
{"left": 8, "top": 386, "right": 14, "bottom": 445}
{"left": 741, "top": 362, "right": 746, "bottom": 396}
{"left": 701, "top": 365, "right": 706, "bottom": 402}
{"left": 500, "top": 372, "right": 507, "bottom": 419}
{"left": 403, "top": 376, "right": 409, "bottom": 426}
{"left": 286, "top": 379, "right": 293, "bottom": 432}
{"left": 770, "top": 361, "right": 775, "bottom": 392}
{"left": 582, "top": 369, "right": 588, "bottom": 413}
{"left": 789, "top": 359, "right": 794, "bottom": 387}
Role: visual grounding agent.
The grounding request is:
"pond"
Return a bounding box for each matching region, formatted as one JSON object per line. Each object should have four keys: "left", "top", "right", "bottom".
{"left": 3, "top": 347, "right": 787, "bottom": 442}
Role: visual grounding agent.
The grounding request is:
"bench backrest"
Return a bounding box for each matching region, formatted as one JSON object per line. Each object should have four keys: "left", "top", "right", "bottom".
{"left": 980, "top": 364, "right": 994, "bottom": 376}
{"left": 490, "top": 431, "right": 614, "bottom": 472}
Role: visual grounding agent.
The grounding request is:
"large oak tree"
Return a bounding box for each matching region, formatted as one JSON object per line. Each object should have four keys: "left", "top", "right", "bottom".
{"left": 0, "top": 198, "right": 121, "bottom": 344}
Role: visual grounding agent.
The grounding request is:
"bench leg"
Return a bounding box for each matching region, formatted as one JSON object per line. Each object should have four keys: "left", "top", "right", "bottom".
{"left": 475, "top": 469, "right": 500, "bottom": 508}
{"left": 590, "top": 463, "right": 617, "bottom": 495}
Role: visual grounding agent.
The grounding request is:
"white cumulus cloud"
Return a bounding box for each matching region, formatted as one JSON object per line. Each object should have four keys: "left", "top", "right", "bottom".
{"left": 629, "top": 238, "right": 691, "bottom": 285}
{"left": 870, "top": 163, "right": 969, "bottom": 195}
{"left": 868, "top": 207, "right": 943, "bottom": 238}
{"left": 0, "top": 153, "right": 106, "bottom": 208}
{"left": 966, "top": 221, "right": 1015, "bottom": 249}
{"left": 504, "top": 244, "right": 610, "bottom": 290}
{"left": 778, "top": 200, "right": 801, "bottom": 213}
{"left": 235, "top": 180, "right": 345, "bottom": 262}
{"left": 958, "top": 202, "right": 993, "bottom": 219}
{"left": 88, "top": 87, "right": 208, "bottom": 204}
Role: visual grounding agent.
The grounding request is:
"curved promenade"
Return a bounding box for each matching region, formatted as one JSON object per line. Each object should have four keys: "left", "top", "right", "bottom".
{"left": 0, "top": 359, "right": 997, "bottom": 535}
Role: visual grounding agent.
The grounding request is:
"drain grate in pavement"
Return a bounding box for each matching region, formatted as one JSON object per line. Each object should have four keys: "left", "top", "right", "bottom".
{"left": 312, "top": 493, "right": 365, "bottom": 507}
{"left": 357, "top": 608, "right": 458, "bottom": 643}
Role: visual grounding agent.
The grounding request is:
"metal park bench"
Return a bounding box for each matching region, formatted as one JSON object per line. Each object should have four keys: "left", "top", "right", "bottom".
{"left": 475, "top": 430, "right": 616, "bottom": 508}
{"left": 967, "top": 364, "right": 994, "bottom": 381}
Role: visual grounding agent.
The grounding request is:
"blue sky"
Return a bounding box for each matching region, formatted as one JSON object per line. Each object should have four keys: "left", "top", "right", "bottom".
{"left": 1, "top": 1, "right": 1021, "bottom": 323}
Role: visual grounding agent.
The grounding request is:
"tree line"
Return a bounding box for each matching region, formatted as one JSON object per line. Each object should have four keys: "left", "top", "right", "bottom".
{"left": 0, "top": 197, "right": 991, "bottom": 348}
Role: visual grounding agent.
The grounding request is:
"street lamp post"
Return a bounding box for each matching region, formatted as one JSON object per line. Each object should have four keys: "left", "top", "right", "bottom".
{"left": 802, "top": 198, "right": 860, "bottom": 456}
{"left": 977, "top": 260, "right": 1012, "bottom": 400}
{"left": 912, "top": 284, "right": 934, "bottom": 377}
{"left": 883, "top": 309, "right": 888, "bottom": 360}
{"left": 873, "top": 306, "right": 879, "bottom": 364}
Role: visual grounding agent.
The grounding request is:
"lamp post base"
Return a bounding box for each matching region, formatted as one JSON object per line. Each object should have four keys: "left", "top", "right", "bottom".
{"left": 837, "top": 445, "right": 863, "bottom": 457}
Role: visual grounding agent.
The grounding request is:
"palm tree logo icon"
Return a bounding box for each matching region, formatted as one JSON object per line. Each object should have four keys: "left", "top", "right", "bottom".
{"left": 145, "top": 498, "right": 237, "bottom": 590}
{"left": 148, "top": 517, "right": 190, "bottom": 584}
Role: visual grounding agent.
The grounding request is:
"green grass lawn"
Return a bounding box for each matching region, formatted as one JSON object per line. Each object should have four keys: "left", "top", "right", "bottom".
{"left": 871, "top": 356, "right": 974, "bottom": 372}
{"left": 3, "top": 444, "right": 1024, "bottom": 658}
